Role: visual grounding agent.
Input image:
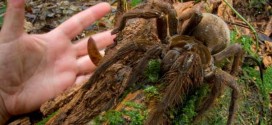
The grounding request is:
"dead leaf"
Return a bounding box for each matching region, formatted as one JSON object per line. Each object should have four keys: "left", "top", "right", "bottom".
{"left": 218, "top": 0, "right": 233, "bottom": 20}
{"left": 263, "top": 55, "right": 272, "bottom": 67}
{"left": 264, "top": 41, "right": 272, "bottom": 53}
{"left": 258, "top": 33, "right": 272, "bottom": 43}
{"left": 265, "top": 17, "right": 272, "bottom": 37}
{"left": 24, "top": 20, "right": 34, "bottom": 33}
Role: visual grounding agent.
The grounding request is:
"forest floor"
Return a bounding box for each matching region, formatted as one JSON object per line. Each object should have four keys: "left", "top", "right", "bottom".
{"left": 1, "top": 0, "right": 272, "bottom": 124}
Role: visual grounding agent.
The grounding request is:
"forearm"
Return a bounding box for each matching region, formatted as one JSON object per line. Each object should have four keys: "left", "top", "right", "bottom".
{"left": 0, "top": 95, "right": 10, "bottom": 124}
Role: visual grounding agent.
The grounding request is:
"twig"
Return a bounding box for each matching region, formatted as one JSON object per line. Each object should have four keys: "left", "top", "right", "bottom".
{"left": 225, "top": 21, "right": 264, "bottom": 33}
{"left": 222, "top": 0, "right": 260, "bottom": 49}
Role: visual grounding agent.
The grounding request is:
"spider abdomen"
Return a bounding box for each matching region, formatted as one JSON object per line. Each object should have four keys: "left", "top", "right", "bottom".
{"left": 192, "top": 13, "right": 230, "bottom": 54}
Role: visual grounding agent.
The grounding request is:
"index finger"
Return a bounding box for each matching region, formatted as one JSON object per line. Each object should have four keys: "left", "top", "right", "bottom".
{"left": 50, "top": 2, "right": 111, "bottom": 40}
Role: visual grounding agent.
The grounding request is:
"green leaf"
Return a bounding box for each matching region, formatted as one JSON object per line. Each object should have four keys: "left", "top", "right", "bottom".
{"left": 144, "top": 59, "right": 161, "bottom": 83}
{"left": 105, "top": 111, "right": 125, "bottom": 125}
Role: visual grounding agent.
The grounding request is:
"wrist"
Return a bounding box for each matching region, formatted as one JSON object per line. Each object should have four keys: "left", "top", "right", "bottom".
{"left": 0, "top": 95, "right": 10, "bottom": 124}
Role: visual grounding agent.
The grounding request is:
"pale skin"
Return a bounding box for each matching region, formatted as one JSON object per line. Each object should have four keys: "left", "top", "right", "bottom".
{"left": 0, "top": 0, "right": 115, "bottom": 124}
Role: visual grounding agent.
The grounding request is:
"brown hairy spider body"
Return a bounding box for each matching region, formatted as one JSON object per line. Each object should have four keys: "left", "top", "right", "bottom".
{"left": 105, "top": 1, "right": 241, "bottom": 124}
{"left": 40, "top": 0, "right": 242, "bottom": 124}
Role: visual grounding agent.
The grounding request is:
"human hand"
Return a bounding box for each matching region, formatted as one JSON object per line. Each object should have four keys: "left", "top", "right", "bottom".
{"left": 0, "top": 0, "right": 114, "bottom": 123}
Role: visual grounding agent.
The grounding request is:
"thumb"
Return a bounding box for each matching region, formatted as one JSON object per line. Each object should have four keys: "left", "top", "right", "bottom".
{"left": 1, "top": 0, "right": 25, "bottom": 40}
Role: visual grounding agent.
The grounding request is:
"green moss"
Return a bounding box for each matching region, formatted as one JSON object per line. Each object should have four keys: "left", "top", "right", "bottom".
{"left": 230, "top": 30, "right": 238, "bottom": 44}
{"left": 241, "top": 66, "right": 272, "bottom": 124}
{"left": 195, "top": 85, "right": 210, "bottom": 106}
{"left": 144, "top": 59, "right": 161, "bottom": 83}
{"left": 91, "top": 110, "right": 125, "bottom": 125}
{"left": 264, "top": 67, "right": 272, "bottom": 92}
{"left": 36, "top": 111, "right": 58, "bottom": 125}
{"left": 208, "top": 116, "right": 226, "bottom": 125}
{"left": 92, "top": 101, "right": 147, "bottom": 125}
{"left": 173, "top": 85, "right": 210, "bottom": 125}
{"left": 249, "top": 0, "right": 267, "bottom": 9}
{"left": 123, "top": 101, "right": 145, "bottom": 110}
{"left": 125, "top": 101, "right": 147, "bottom": 124}
{"left": 238, "top": 36, "right": 255, "bottom": 55}
{"left": 242, "top": 66, "right": 272, "bottom": 100}
{"left": 122, "top": 110, "right": 147, "bottom": 125}
{"left": 123, "top": 101, "right": 147, "bottom": 125}
{"left": 231, "top": 31, "right": 257, "bottom": 57}
{"left": 130, "top": 0, "right": 142, "bottom": 7}
{"left": 105, "top": 111, "right": 125, "bottom": 125}
{"left": 91, "top": 115, "right": 105, "bottom": 125}
{"left": 179, "top": 98, "right": 198, "bottom": 124}
{"left": 143, "top": 86, "right": 160, "bottom": 100}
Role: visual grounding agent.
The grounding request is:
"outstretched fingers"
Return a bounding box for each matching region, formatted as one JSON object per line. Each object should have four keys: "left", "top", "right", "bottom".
{"left": 50, "top": 2, "right": 111, "bottom": 40}
{"left": 1, "top": 0, "right": 25, "bottom": 40}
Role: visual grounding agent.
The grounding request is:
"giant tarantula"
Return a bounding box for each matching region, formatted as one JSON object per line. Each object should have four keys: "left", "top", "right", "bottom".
{"left": 85, "top": 0, "right": 242, "bottom": 125}
{"left": 86, "top": 0, "right": 242, "bottom": 124}
{"left": 84, "top": 0, "right": 242, "bottom": 124}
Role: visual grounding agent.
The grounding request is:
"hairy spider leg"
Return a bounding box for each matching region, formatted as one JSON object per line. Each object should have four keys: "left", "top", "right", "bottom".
{"left": 80, "top": 44, "right": 162, "bottom": 121}
{"left": 176, "top": 2, "right": 195, "bottom": 21}
{"left": 145, "top": 52, "right": 203, "bottom": 125}
{"left": 111, "top": 9, "right": 169, "bottom": 43}
{"left": 52, "top": 45, "right": 135, "bottom": 123}
{"left": 213, "top": 43, "right": 243, "bottom": 75}
{"left": 193, "top": 77, "right": 224, "bottom": 123}
{"left": 115, "top": 0, "right": 148, "bottom": 24}
{"left": 111, "top": 9, "right": 165, "bottom": 35}
{"left": 112, "top": 1, "right": 178, "bottom": 43}
{"left": 244, "top": 56, "right": 264, "bottom": 82}
{"left": 216, "top": 69, "right": 239, "bottom": 125}
{"left": 157, "top": 14, "right": 168, "bottom": 43}
{"left": 176, "top": 8, "right": 202, "bottom": 36}
{"left": 81, "top": 42, "right": 144, "bottom": 118}
{"left": 115, "top": 0, "right": 128, "bottom": 24}
{"left": 83, "top": 42, "right": 138, "bottom": 90}
{"left": 152, "top": 0, "right": 178, "bottom": 36}
{"left": 87, "top": 37, "right": 103, "bottom": 66}
{"left": 124, "top": 45, "right": 162, "bottom": 87}
{"left": 195, "top": 69, "right": 239, "bottom": 125}
{"left": 179, "top": 11, "right": 203, "bottom": 35}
